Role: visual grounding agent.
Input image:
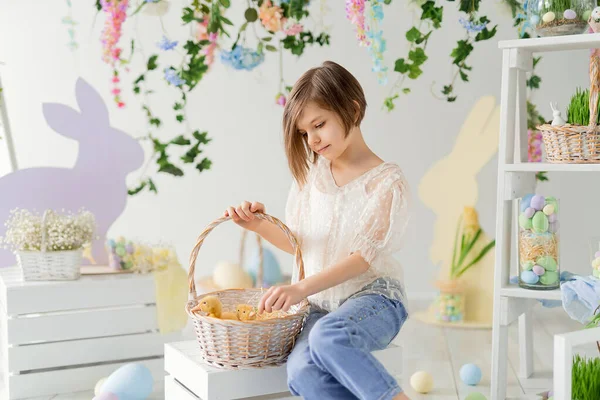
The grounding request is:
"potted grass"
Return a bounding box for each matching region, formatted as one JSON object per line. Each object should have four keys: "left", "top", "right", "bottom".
{"left": 527, "top": 0, "right": 595, "bottom": 37}
{"left": 434, "top": 207, "right": 496, "bottom": 323}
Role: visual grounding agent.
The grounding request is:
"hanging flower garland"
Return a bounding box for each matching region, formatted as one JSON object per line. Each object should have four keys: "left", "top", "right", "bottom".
{"left": 346, "top": 0, "right": 388, "bottom": 85}
{"left": 94, "top": 0, "right": 328, "bottom": 195}
{"left": 100, "top": 0, "right": 129, "bottom": 108}
{"left": 62, "top": 0, "right": 78, "bottom": 51}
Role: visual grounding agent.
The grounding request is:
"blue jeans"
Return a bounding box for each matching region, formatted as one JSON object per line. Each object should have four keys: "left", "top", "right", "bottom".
{"left": 286, "top": 294, "right": 408, "bottom": 400}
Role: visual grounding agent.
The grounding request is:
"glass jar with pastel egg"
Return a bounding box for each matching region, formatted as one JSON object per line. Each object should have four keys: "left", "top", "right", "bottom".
{"left": 589, "top": 237, "right": 600, "bottom": 278}
{"left": 526, "top": 0, "right": 596, "bottom": 37}
{"left": 518, "top": 194, "right": 560, "bottom": 290}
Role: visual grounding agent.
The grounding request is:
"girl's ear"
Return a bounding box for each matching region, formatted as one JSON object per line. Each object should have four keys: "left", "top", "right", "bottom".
{"left": 353, "top": 100, "right": 361, "bottom": 124}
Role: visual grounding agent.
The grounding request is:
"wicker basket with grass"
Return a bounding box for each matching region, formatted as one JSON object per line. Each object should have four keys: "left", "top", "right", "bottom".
{"left": 538, "top": 56, "right": 600, "bottom": 163}
{"left": 185, "top": 212, "right": 309, "bottom": 369}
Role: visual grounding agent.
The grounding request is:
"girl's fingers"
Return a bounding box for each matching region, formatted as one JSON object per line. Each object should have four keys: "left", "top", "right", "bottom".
{"left": 250, "top": 202, "right": 265, "bottom": 213}
{"left": 236, "top": 206, "right": 250, "bottom": 222}
{"left": 241, "top": 201, "right": 254, "bottom": 220}
{"left": 227, "top": 206, "right": 240, "bottom": 223}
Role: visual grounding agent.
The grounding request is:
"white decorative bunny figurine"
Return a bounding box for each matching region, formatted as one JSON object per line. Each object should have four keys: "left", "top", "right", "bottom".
{"left": 550, "top": 102, "right": 566, "bottom": 126}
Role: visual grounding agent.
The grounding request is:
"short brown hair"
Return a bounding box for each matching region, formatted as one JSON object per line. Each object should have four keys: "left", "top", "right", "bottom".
{"left": 282, "top": 61, "right": 367, "bottom": 187}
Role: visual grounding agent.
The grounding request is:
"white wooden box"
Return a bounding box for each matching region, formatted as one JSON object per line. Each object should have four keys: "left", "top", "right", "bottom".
{"left": 0, "top": 267, "right": 181, "bottom": 399}
{"left": 164, "top": 340, "right": 402, "bottom": 400}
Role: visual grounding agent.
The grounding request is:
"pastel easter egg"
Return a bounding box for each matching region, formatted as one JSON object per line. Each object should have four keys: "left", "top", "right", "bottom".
{"left": 460, "top": 363, "right": 482, "bottom": 386}
{"left": 117, "top": 236, "right": 126, "bottom": 244}
{"left": 94, "top": 377, "right": 108, "bottom": 396}
{"left": 109, "top": 257, "right": 120, "bottom": 270}
{"left": 530, "top": 195, "right": 545, "bottom": 211}
{"left": 520, "top": 194, "right": 535, "bottom": 212}
{"left": 537, "top": 256, "right": 558, "bottom": 271}
{"left": 106, "top": 239, "right": 116, "bottom": 249}
{"left": 545, "top": 196, "right": 559, "bottom": 212}
{"left": 522, "top": 260, "right": 535, "bottom": 271}
{"left": 595, "top": 251, "right": 600, "bottom": 258}
{"left": 465, "top": 393, "right": 487, "bottom": 400}
{"left": 93, "top": 393, "right": 118, "bottom": 400}
{"left": 533, "top": 265, "right": 546, "bottom": 276}
{"left": 100, "top": 363, "right": 153, "bottom": 400}
{"left": 543, "top": 204, "right": 555, "bottom": 216}
{"left": 592, "top": 258, "right": 600, "bottom": 268}
{"left": 410, "top": 371, "right": 434, "bottom": 394}
{"left": 532, "top": 211, "right": 549, "bottom": 233}
{"left": 123, "top": 261, "right": 134, "bottom": 270}
{"left": 540, "top": 271, "right": 559, "bottom": 285}
{"left": 531, "top": 14, "right": 540, "bottom": 25}
{"left": 126, "top": 244, "right": 135, "bottom": 254}
{"left": 594, "top": 269, "right": 600, "bottom": 278}
{"left": 521, "top": 270, "right": 539, "bottom": 284}
{"left": 564, "top": 9, "right": 576, "bottom": 19}
{"left": 542, "top": 11, "right": 556, "bottom": 23}
{"left": 584, "top": 10, "right": 592, "bottom": 21}
{"left": 524, "top": 207, "right": 535, "bottom": 219}
{"left": 115, "top": 245, "right": 126, "bottom": 257}
{"left": 548, "top": 213, "right": 557, "bottom": 223}
{"left": 519, "top": 214, "right": 533, "bottom": 230}
{"left": 549, "top": 222, "right": 558, "bottom": 233}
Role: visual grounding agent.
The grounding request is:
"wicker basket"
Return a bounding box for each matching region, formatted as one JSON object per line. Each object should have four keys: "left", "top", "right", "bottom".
{"left": 186, "top": 212, "right": 309, "bottom": 369}
{"left": 538, "top": 56, "right": 600, "bottom": 163}
{"left": 16, "top": 210, "right": 83, "bottom": 281}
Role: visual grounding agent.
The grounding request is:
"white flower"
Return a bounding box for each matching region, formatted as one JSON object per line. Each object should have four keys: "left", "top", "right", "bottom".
{"left": 0, "top": 208, "right": 96, "bottom": 253}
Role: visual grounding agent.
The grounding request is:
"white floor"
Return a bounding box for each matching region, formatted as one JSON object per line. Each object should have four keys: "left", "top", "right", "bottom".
{"left": 6, "top": 301, "right": 597, "bottom": 400}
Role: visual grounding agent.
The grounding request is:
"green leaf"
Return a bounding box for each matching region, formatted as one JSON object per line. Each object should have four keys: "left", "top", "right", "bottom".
{"left": 408, "top": 48, "right": 427, "bottom": 65}
{"left": 394, "top": 58, "right": 409, "bottom": 74}
{"left": 134, "top": 74, "right": 145, "bottom": 85}
{"left": 408, "top": 64, "right": 423, "bottom": 79}
{"left": 176, "top": 114, "right": 184, "bottom": 122}
{"left": 447, "top": 96, "right": 457, "bottom": 102}
{"left": 128, "top": 181, "right": 147, "bottom": 196}
{"left": 402, "top": 88, "right": 411, "bottom": 94}
{"left": 475, "top": 25, "right": 498, "bottom": 42}
{"left": 245, "top": 8, "right": 258, "bottom": 22}
{"left": 133, "top": 86, "right": 141, "bottom": 95}
{"left": 415, "top": 30, "right": 432, "bottom": 45}
{"left": 527, "top": 75, "right": 542, "bottom": 90}
{"left": 442, "top": 85, "right": 453, "bottom": 95}
{"left": 220, "top": 16, "right": 233, "bottom": 26}
{"left": 193, "top": 131, "right": 211, "bottom": 144}
{"left": 182, "top": 7, "right": 200, "bottom": 24}
{"left": 183, "top": 41, "right": 201, "bottom": 57}
{"left": 220, "top": 0, "right": 230, "bottom": 7}
{"left": 257, "top": 42, "right": 264, "bottom": 54}
{"left": 150, "top": 118, "right": 161, "bottom": 127}
{"left": 533, "top": 56, "right": 542, "bottom": 68}
{"left": 383, "top": 96, "right": 398, "bottom": 112}
{"left": 171, "top": 135, "right": 190, "bottom": 146}
{"left": 459, "top": 69, "right": 469, "bottom": 82}
{"left": 421, "top": 1, "right": 443, "bottom": 29}
{"left": 148, "top": 178, "right": 157, "bottom": 193}
{"left": 384, "top": 0, "right": 392, "bottom": 4}
{"left": 173, "top": 102, "right": 183, "bottom": 111}
{"left": 266, "top": 44, "right": 277, "bottom": 52}
{"left": 262, "top": 36, "right": 272, "bottom": 42}
{"left": 196, "top": 157, "right": 212, "bottom": 172}
{"left": 158, "top": 163, "right": 184, "bottom": 176}
{"left": 450, "top": 40, "right": 473, "bottom": 66}
{"left": 95, "top": 0, "right": 102, "bottom": 11}
{"left": 459, "top": 0, "right": 480, "bottom": 13}
{"left": 147, "top": 55, "right": 159, "bottom": 71}
{"left": 406, "top": 27, "right": 422, "bottom": 43}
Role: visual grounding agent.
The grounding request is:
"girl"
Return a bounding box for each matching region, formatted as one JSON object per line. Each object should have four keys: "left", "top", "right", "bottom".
{"left": 224, "top": 61, "right": 411, "bottom": 400}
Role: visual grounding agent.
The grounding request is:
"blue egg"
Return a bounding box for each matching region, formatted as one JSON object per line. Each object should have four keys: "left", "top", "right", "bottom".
{"left": 521, "top": 270, "right": 539, "bottom": 285}
{"left": 520, "top": 194, "right": 535, "bottom": 213}
{"left": 107, "top": 239, "right": 116, "bottom": 249}
{"left": 460, "top": 363, "right": 482, "bottom": 386}
{"left": 245, "top": 247, "right": 283, "bottom": 286}
{"left": 101, "top": 363, "right": 153, "bottom": 400}
{"left": 530, "top": 15, "right": 540, "bottom": 25}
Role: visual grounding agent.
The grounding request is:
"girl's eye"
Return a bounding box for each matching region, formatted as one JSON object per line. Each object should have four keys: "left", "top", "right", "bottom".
{"left": 301, "top": 132, "right": 307, "bottom": 137}
{"left": 316, "top": 122, "right": 325, "bottom": 129}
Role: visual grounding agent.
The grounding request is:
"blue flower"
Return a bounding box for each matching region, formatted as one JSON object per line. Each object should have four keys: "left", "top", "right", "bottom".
{"left": 145, "top": 0, "right": 160, "bottom": 3}
{"left": 220, "top": 46, "right": 265, "bottom": 71}
{"left": 164, "top": 68, "right": 185, "bottom": 86}
{"left": 157, "top": 35, "right": 178, "bottom": 51}
{"left": 459, "top": 17, "right": 487, "bottom": 33}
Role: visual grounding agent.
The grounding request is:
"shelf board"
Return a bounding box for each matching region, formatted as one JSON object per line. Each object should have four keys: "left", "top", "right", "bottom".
{"left": 498, "top": 33, "right": 600, "bottom": 53}
{"left": 504, "top": 163, "right": 600, "bottom": 172}
{"left": 500, "top": 284, "right": 562, "bottom": 301}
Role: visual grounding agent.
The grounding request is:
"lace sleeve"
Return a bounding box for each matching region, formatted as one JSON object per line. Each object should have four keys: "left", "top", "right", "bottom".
{"left": 349, "top": 172, "right": 410, "bottom": 270}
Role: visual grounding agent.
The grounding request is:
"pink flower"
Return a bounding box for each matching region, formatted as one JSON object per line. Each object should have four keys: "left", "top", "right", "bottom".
{"left": 259, "top": 0, "right": 285, "bottom": 33}
{"left": 275, "top": 93, "right": 286, "bottom": 106}
{"left": 527, "top": 129, "right": 543, "bottom": 162}
{"left": 112, "top": 88, "right": 121, "bottom": 95}
{"left": 112, "top": 76, "right": 120, "bottom": 83}
{"left": 284, "top": 22, "right": 304, "bottom": 36}
{"left": 117, "top": 101, "right": 125, "bottom": 109}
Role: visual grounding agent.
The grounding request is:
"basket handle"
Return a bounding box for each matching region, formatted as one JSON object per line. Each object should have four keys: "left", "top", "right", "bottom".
{"left": 239, "top": 229, "right": 264, "bottom": 288}
{"left": 188, "top": 212, "right": 305, "bottom": 299}
{"left": 589, "top": 55, "right": 600, "bottom": 129}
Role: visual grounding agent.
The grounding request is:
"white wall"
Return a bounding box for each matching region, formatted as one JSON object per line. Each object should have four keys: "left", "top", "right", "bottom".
{"left": 0, "top": 0, "right": 595, "bottom": 297}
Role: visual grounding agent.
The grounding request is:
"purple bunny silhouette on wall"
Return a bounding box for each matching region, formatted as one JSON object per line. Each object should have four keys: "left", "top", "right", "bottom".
{"left": 0, "top": 78, "right": 144, "bottom": 267}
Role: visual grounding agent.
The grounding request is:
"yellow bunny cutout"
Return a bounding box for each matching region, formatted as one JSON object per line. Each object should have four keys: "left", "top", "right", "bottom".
{"left": 415, "top": 96, "right": 500, "bottom": 328}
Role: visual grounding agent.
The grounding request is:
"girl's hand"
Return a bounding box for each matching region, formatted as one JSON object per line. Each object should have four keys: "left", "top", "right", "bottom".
{"left": 224, "top": 201, "right": 265, "bottom": 232}
{"left": 258, "top": 284, "right": 305, "bottom": 313}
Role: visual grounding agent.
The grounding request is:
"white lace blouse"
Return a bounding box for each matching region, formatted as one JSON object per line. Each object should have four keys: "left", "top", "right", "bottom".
{"left": 286, "top": 156, "right": 411, "bottom": 313}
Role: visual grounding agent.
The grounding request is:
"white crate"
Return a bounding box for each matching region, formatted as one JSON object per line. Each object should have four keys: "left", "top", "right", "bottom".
{"left": 165, "top": 340, "right": 403, "bottom": 400}
{"left": 0, "top": 267, "right": 182, "bottom": 399}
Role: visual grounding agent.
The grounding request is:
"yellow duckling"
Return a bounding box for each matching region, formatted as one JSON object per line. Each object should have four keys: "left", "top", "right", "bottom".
{"left": 236, "top": 304, "right": 257, "bottom": 321}
{"left": 191, "top": 295, "right": 239, "bottom": 320}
